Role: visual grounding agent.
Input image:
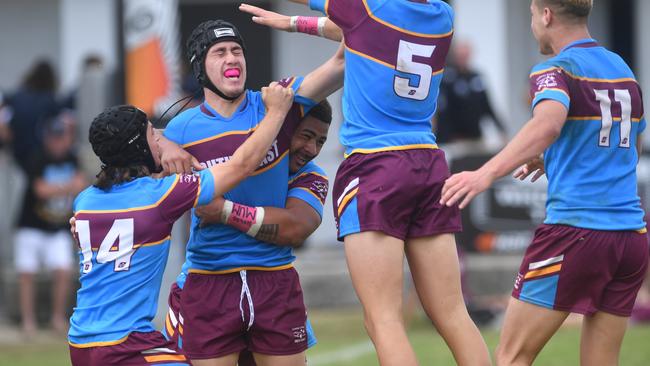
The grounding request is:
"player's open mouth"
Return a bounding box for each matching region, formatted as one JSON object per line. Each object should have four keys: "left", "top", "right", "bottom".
{"left": 224, "top": 68, "right": 241, "bottom": 79}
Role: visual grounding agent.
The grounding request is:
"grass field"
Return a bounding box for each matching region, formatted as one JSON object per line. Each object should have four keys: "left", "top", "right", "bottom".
{"left": 2, "top": 308, "right": 650, "bottom": 365}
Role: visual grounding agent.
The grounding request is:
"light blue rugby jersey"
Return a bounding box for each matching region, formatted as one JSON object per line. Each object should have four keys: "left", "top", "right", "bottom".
{"left": 69, "top": 171, "right": 214, "bottom": 346}
{"left": 175, "top": 160, "right": 329, "bottom": 289}
{"left": 310, "top": 0, "right": 453, "bottom": 156}
{"left": 164, "top": 77, "right": 317, "bottom": 273}
{"left": 529, "top": 39, "right": 646, "bottom": 230}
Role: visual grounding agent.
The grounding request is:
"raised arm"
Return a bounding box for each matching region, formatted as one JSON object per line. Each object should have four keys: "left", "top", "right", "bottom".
{"left": 239, "top": 3, "right": 345, "bottom": 103}
{"left": 440, "top": 100, "right": 567, "bottom": 209}
{"left": 239, "top": 3, "right": 342, "bottom": 42}
{"left": 209, "top": 82, "right": 294, "bottom": 197}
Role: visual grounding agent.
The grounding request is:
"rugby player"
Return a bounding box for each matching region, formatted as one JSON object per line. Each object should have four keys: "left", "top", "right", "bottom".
{"left": 161, "top": 19, "right": 343, "bottom": 366}
{"left": 68, "top": 86, "right": 294, "bottom": 365}
{"left": 441, "top": 1, "right": 648, "bottom": 365}
{"left": 163, "top": 100, "right": 332, "bottom": 366}
{"left": 241, "top": 1, "right": 491, "bottom": 365}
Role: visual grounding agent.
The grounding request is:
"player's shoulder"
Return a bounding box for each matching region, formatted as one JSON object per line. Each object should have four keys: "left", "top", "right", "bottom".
{"left": 291, "top": 161, "right": 328, "bottom": 181}
{"left": 165, "top": 105, "right": 203, "bottom": 141}
{"left": 73, "top": 185, "right": 98, "bottom": 211}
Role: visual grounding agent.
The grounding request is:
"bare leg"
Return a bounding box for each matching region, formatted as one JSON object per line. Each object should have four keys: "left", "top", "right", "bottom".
{"left": 253, "top": 352, "right": 306, "bottom": 366}
{"left": 51, "top": 269, "right": 71, "bottom": 332}
{"left": 192, "top": 353, "right": 239, "bottom": 366}
{"left": 18, "top": 272, "right": 37, "bottom": 335}
{"left": 344, "top": 231, "right": 418, "bottom": 366}
{"left": 580, "top": 312, "right": 627, "bottom": 366}
{"left": 406, "top": 234, "right": 491, "bottom": 366}
{"left": 496, "top": 298, "right": 569, "bottom": 366}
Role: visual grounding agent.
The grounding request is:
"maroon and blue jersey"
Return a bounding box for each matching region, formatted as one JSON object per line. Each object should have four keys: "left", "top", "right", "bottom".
{"left": 288, "top": 161, "right": 329, "bottom": 218}
{"left": 310, "top": 0, "right": 453, "bottom": 156}
{"left": 68, "top": 171, "right": 215, "bottom": 347}
{"left": 164, "top": 77, "right": 317, "bottom": 274}
{"left": 530, "top": 38, "right": 646, "bottom": 230}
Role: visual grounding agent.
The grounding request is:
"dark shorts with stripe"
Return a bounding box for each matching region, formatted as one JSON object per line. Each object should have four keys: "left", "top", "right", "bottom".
{"left": 512, "top": 224, "right": 649, "bottom": 316}
{"left": 69, "top": 331, "right": 189, "bottom": 366}
{"left": 179, "top": 268, "right": 308, "bottom": 360}
{"left": 332, "top": 149, "right": 462, "bottom": 241}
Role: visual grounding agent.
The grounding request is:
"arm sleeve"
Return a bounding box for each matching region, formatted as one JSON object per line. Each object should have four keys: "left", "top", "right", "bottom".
{"left": 529, "top": 67, "right": 571, "bottom": 111}
{"left": 309, "top": 0, "right": 367, "bottom": 32}
{"left": 158, "top": 170, "right": 215, "bottom": 222}
{"left": 287, "top": 171, "right": 329, "bottom": 218}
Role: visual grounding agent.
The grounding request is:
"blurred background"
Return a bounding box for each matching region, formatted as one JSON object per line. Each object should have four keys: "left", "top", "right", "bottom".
{"left": 0, "top": 0, "right": 649, "bottom": 365}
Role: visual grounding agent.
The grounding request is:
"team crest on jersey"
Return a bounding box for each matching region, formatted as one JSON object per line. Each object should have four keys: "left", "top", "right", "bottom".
{"left": 180, "top": 173, "right": 199, "bottom": 184}
{"left": 535, "top": 71, "right": 559, "bottom": 91}
{"left": 311, "top": 181, "right": 328, "bottom": 200}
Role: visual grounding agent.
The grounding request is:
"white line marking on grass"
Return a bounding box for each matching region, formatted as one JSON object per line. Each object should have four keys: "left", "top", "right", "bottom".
{"left": 309, "top": 341, "right": 375, "bottom": 365}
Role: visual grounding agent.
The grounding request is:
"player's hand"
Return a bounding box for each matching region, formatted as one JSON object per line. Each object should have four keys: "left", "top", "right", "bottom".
{"left": 440, "top": 169, "right": 496, "bottom": 209}
{"left": 513, "top": 156, "right": 545, "bottom": 182}
{"left": 195, "top": 197, "right": 226, "bottom": 228}
{"left": 69, "top": 216, "right": 79, "bottom": 243}
{"left": 239, "top": 3, "right": 292, "bottom": 32}
{"left": 157, "top": 134, "right": 203, "bottom": 175}
{"left": 262, "top": 81, "right": 294, "bottom": 117}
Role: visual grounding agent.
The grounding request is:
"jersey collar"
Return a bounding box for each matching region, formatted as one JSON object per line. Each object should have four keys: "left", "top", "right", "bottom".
{"left": 561, "top": 38, "right": 598, "bottom": 53}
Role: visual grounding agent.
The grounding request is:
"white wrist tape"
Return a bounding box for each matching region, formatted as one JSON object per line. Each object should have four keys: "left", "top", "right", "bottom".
{"left": 221, "top": 199, "right": 234, "bottom": 224}
{"left": 290, "top": 16, "right": 298, "bottom": 32}
{"left": 246, "top": 207, "right": 265, "bottom": 237}
{"left": 317, "top": 17, "right": 327, "bottom": 37}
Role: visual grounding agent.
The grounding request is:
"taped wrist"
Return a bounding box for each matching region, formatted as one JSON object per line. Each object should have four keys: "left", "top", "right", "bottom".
{"left": 223, "top": 200, "right": 265, "bottom": 237}
{"left": 294, "top": 16, "right": 320, "bottom": 36}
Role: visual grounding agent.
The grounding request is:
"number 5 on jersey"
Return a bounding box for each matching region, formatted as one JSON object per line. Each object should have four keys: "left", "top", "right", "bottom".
{"left": 76, "top": 219, "right": 136, "bottom": 273}
{"left": 394, "top": 40, "right": 436, "bottom": 101}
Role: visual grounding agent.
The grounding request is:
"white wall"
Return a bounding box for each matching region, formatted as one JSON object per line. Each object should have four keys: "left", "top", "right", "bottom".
{"left": 0, "top": 0, "right": 61, "bottom": 93}
{"left": 59, "top": 0, "right": 118, "bottom": 94}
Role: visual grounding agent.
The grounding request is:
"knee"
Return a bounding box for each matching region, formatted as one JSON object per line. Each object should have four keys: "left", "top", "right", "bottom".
{"left": 495, "top": 343, "right": 532, "bottom": 366}
{"left": 363, "top": 312, "right": 404, "bottom": 338}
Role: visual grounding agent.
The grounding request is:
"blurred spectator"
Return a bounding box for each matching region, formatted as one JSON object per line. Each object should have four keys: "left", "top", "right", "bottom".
{"left": 14, "top": 115, "right": 86, "bottom": 336}
{"left": 0, "top": 92, "right": 12, "bottom": 148}
{"left": 436, "top": 40, "right": 507, "bottom": 157}
{"left": 4, "top": 60, "right": 62, "bottom": 172}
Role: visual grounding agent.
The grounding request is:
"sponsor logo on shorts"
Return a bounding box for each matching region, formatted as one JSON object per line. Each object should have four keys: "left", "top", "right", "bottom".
{"left": 291, "top": 326, "right": 306, "bottom": 344}
{"left": 514, "top": 273, "right": 523, "bottom": 290}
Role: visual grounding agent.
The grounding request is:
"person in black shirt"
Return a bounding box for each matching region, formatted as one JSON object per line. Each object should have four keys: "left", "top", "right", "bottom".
{"left": 436, "top": 40, "right": 507, "bottom": 156}
{"left": 14, "top": 114, "right": 86, "bottom": 335}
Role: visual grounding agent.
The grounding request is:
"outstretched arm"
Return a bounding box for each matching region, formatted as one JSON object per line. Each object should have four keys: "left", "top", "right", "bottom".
{"left": 196, "top": 197, "right": 321, "bottom": 247}
{"left": 239, "top": 4, "right": 342, "bottom": 42}
{"left": 440, "top": 100, "right": 567, "bottom": 209}
{"left": 209, "top": 82, "right": 294, "bottom": 197}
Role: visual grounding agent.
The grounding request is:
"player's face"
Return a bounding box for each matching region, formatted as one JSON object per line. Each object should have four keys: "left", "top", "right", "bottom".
{"left": 146, "top": 122, "right": 162, "bottom": 169}
{"left": 289, "top": 116, "right": 329, "bottom": 173}
{"left": 530, "top": 1, "right": 554, "bottom": 55}
{"left": 204, "top": 41, "right": 247, "bottom": 97}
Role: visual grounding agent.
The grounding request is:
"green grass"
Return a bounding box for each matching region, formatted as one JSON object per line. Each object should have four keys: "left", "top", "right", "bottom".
{"left": 2, "top": 309, "right": 650, "bottom": 366}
